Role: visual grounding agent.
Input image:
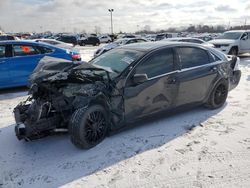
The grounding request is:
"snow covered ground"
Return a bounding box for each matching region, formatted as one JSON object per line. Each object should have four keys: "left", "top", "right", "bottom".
{"left": 0, "top": 46, "right": 250, "bottom": 188}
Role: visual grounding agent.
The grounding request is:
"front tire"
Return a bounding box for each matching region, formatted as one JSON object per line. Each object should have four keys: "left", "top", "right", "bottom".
{"left": 69, "top": 105, "right": 108, "bottom": 149}
{"left": 205, "top": 79, "right": 229, "bottom": 109}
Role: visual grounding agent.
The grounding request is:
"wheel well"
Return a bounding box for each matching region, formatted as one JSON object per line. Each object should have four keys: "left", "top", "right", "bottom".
{"left": 205, "top": 78, "right": 229, "bottom": 102}
{"left": 89, "top": 99, "right": 109, "bottom": 111}
{"left": 230, "top": 46, "right": 238, "bottom": 52}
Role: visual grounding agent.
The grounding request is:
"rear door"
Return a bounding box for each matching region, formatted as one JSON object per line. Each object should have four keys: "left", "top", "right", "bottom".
{"left": 124, "top": 48, "right": 179, "bottom": 121}
{"left": 0, "top": 45, "right": 11, "bottom": 88}
{"left": 8, "top": 44, "right": 44, "bottom": 86}
{"left": 175, "top": 46, "right": 218, "bottom": 106}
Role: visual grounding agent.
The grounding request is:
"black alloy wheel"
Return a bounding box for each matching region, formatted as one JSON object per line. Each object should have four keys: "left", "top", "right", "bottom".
{"left": 214, "top": 84, "right": 227, "bottom": 106}
{"left": 85, "top": 111, "right": 106, "bottom": 144}
{"left": 205, "top": 79, "right": 228, "bottom": 109}
{"left": 69, "top": 105, "right": 108, "bottom": 149}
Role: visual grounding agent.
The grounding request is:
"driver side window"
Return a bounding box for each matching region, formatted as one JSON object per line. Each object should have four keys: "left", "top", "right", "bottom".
{"left": 135, "top": 48, "right": 174, "bottom": 78}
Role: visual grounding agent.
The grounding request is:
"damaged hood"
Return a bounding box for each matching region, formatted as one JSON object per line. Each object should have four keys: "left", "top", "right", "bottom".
{"left": 29, "top": 56, "right": 113, "bottom": 84}
{"left": 29, "top": 56, "right": 76, "bottom": 84}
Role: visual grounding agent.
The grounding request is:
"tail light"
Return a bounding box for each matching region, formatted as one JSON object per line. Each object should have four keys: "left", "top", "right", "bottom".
{"left": 72, "top": 54, "right": 81, "bottom": 61}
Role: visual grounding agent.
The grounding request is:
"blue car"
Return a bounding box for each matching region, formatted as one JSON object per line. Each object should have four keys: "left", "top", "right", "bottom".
{"left": 0, "top": 40, "right": 81, "bottom": 89}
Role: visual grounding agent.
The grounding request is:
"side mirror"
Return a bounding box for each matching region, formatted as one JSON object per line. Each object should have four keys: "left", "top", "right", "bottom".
{"left": 132, "top": 74, "right": 148, "bottom": 84}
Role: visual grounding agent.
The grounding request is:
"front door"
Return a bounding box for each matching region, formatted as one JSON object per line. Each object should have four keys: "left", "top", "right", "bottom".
{"left": 123, "top": 48, "right": 179, "bottom": 121}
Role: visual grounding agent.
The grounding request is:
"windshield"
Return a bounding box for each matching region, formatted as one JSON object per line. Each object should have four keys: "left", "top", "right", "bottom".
{"left": 90, "top": 48, "right": 143, "bottom": 78}
{"left": 218, "top": 32, "right": 243, "bottom": 40}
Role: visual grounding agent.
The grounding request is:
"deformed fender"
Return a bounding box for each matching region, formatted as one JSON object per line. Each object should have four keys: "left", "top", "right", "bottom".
{"left": 72, "top": 92, "right": 124, "bottom": 130}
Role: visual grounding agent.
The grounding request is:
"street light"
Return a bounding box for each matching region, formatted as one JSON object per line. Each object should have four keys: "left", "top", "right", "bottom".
{"left": 108, "top": 9, "right": 114, "bottom": 34}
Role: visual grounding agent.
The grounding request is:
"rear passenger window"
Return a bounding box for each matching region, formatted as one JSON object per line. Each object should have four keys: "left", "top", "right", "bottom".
{"left": 135, "top": 48, "right": 174, "bottom": 78}
{"left": 0, "top": 46, "right": 5, "bottom": 58}
{"left": 37, "top": 46, "right": 53, "bottom": 54}
{"left": 178, "top": 47, "right": 210, "bottom": 69}
{"left": 13, "top": 45, "right": 39, "bottom": 56}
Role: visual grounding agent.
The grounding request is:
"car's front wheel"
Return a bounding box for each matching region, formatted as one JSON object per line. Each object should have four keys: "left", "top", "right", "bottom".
{"left": 69, "top": 105, "right": 108, "bottom": 149}
{"left": 205, "top": 79, "right": 229, "bottom": 109}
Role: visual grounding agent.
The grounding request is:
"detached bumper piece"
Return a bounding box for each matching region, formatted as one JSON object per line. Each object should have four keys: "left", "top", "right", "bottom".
{"left": 230, "top": 70, "right": 241, "bottom": 90}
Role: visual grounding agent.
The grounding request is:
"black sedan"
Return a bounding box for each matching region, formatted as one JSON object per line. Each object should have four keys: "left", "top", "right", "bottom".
{"left": 78, "top": 36, "right": 100, "bottom": 46}
{"left": 56, "top": 35, "right": 78, "bottom": 46}
{"left": 14, "top": 42, "right": 241, "bottom": 149}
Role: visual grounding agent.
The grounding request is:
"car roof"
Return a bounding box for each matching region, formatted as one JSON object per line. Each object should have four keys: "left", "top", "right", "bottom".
{"left": 118, "top": 41, "right": 227, "bottom": 61}
{"left": 118, "top": 41, "right": 206, "bottom": 52}
{"left": 225, "top": 30, "right": 250, "bottom": 33}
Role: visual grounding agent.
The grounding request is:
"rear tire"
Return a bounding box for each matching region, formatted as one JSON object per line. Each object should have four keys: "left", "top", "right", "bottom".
{"left": 205, "top": 79, "right": 229, "bottom": 109}
{"left": 69, "top": 105, "right": 108, "bottom": 149}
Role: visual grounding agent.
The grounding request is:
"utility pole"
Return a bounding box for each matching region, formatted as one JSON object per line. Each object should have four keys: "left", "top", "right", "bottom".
{"left": 108, "top": 9, "right": 114, "bottom": 34}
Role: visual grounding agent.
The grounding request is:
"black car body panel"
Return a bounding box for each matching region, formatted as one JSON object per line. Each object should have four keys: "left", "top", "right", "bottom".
{"left": 0, "top": 35, "right": 16, "bottom": 41}
{"left": 79, "top": 36, "right": 100, "bottom": 46}
{"left": 14, "top": 42, "right": 241, "bottom": 145}
{"left": 57, "top": 35, "right": 78, "bottom": 46}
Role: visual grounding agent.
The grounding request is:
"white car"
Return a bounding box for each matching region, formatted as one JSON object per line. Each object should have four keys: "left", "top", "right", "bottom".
{"left": 94, "top": 38, "right": 148, "bottom": 57}
{"left": 164, "top": 37, "right": 214, "bottom": 48}
{"left": 208, "top": 30, "right": 250, "bottom": 55}
{"left": 98, "top": 35, "right": 112, "bottom": 43}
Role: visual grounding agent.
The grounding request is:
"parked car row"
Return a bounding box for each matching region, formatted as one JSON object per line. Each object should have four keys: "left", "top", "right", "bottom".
{"left": 0, "top": 35, "right": 19, "bottom": 41}
{"left": 94, "top": 38, "right": 148, "bottom": 57}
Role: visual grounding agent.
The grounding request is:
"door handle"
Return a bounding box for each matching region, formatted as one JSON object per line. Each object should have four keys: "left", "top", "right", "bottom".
{"left": 210, "top": 66, "right": 217, "bottom": 72}
{"left": 166, "top": 78, "right": 176, "bottom": 84}
{"left": 0, "top": 60, "right": 5, "bottom": 64}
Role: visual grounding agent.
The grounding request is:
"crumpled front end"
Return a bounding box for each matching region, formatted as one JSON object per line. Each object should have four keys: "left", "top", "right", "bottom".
{"left": 14, "top": 83, "right": 74, "bottom": 140}
{"left": 14, "top": 78, "right": 112, "bottom": 140}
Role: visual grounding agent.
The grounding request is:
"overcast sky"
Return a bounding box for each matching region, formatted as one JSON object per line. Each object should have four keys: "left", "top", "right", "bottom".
{"left": 0, "top": 0, "right": 249, "bottom": 33}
